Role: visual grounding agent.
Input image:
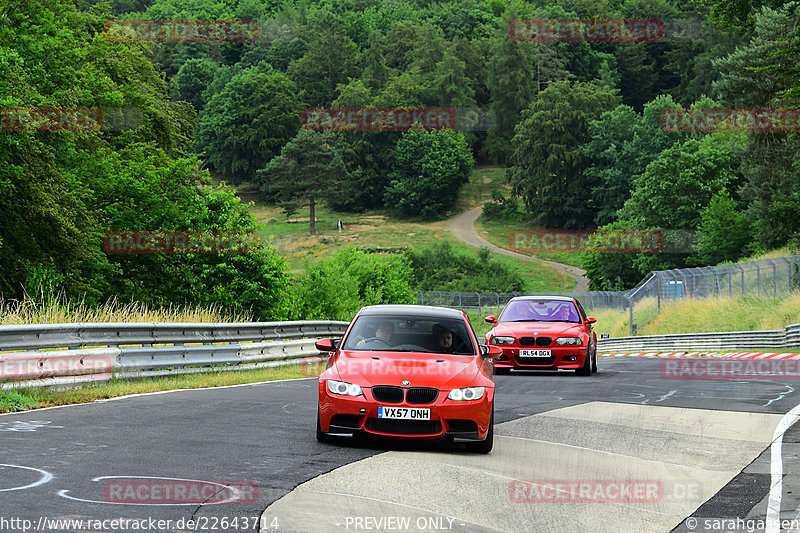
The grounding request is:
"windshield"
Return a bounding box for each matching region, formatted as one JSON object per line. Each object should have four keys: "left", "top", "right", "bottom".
{"left": 499, "top": 300, "right": 581, "bottom": 323}
{"left": 342, "top": 315, "right": 476, "bottom": 355}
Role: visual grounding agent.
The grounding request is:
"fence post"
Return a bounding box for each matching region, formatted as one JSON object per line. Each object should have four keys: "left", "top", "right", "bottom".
{"left": 656, "top": 272, "right": 661, "bottom": 313}
{"left": 756, "top": 263, "right": 761, "bottom": 295}
{"left": 477, "top": 293, "right": 482, "bottom": 316}
{"left": 628, "top": 296, "right": 635, "bottom": 336}
{"left": 766, "top": 258, "right": 777, "bottom": 297}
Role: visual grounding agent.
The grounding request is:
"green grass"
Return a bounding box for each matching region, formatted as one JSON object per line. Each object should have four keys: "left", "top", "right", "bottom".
{"left": 475, "top": 217, "right": 587, "bottom": 268}
{"left": 588, "top": 292, "right": 800, "bottom": 339}
{"left": 246, "top": 167, "right": 573, "bottom": 291}
{"left": 454, "top": 166, "right": 508, "bottom": 211}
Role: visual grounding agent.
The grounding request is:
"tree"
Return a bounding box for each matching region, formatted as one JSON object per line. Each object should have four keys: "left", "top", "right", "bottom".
{"left": 170, "top": 57, "right": 218, "bottom": 111}
{"left": 620, "top": 133, "right": 746, "bottom": 230}
{"left": 582, "top": 105, "right": 638, "bottom": 227}
{"left": 197, "top": 63, "right": 301, "bottom": 184}
{"left": 384, "top": 131, "right": 473, "bottom": 218}
{"left": 583, "top": 95, "right": 692, "bottom": 227}
{"left": 713, "top": 6, "right": 800, "bottom": 248}
{"left": 508, "top": 80, "right": 620, "bottom": 228}
{"left": 286, "top": 12, "right": 361, "bottom": 106}
{"left": 692, "top": 189, "right": 752, "bottom": 265}
{"left": 257, "top": 130, "right": 348, "bottom": 235}
{"left": 485, "top": 9, "right": 570, "bottom": 163}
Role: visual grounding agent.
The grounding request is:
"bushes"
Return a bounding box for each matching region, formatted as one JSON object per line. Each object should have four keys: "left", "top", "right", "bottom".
{"left": 384, "top": 131, "right": 473, "bottom": 217}
{"left": 287, "top": 248, "right": 416, "bottom": 321}
{"left": 404, "top": 242, "right": 524, "bottom": 292}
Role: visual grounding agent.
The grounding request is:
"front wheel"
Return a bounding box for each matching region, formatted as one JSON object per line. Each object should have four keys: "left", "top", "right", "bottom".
{"left": 466, "top": 408, "right": 494, "bottom": 453}
{"left": 575, "top": 348, "right": 592, "bottom": 376}
{"left": 591, "top": 346, "right": 598, "bottom": 373}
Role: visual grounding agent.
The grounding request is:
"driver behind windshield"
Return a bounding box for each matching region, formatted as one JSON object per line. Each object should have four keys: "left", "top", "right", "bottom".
{"left": 356, "top": 320, "right": 394, "bottom": 348}
{"left": 432, "top": 324, "right": 454, "bottom": 353}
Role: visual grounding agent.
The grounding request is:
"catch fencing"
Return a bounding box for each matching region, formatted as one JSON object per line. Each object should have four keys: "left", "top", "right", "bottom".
{"left": 417, "top": 255, "right": 800, "bottom": 335}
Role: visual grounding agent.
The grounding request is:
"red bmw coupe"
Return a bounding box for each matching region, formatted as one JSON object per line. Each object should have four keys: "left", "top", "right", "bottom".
{"left": 315, "top": 304, "right": 502, "bottom": 453}
{"left": 485, "top": 296, "right": 597, "bottom": 376}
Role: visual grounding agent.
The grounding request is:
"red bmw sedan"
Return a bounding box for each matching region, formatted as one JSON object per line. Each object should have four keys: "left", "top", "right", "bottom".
{"left": 485, "top": 296, "right": 597, "bottom": 376}
{"left": 315, "top": 304, "right": 502, "bottom": 453}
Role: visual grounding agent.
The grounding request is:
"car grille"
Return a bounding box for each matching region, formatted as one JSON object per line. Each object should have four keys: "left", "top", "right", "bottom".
{"left": 406, "top": 387, "right": 438, "bottom": 404}
{"left": 365, "top": 418, "right": 442, "bottom": 435}
{"left": 519, "top": 336, "right": 552, "bottom": 347}
{"left": 371, "top": 386, "right": 403, "bottom": 403}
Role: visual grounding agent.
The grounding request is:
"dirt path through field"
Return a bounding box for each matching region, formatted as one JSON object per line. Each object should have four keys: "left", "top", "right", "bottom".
{"left": 447, "top": 206, "right": 590, "bottom": 292}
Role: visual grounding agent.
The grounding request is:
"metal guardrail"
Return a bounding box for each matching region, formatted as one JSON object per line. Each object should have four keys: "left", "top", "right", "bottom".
{"left": 597, "top": 324, "right": 800, "bottom": 352}
{"left": 0, "top": 321, "right": 349, "bottom": 389}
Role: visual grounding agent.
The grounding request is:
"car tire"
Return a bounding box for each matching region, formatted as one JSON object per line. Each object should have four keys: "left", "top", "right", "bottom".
{"left": 591, "top": 346, "right": 598, "bottom": 374}
{"left": 575, "top": 348, "right": 592, "bottom": 376}
{"left": 316, "top": 411, "right": 333, "bottom": 444}
{"left": 467, "top": 408, "right": 494, "bottom": 453}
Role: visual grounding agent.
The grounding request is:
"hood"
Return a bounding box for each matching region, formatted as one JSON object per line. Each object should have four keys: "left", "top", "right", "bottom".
{"left": 490, "top": 321, "right": 584, "bottom": 339}
{"left": 332, "top": 350, "right": 481, "bottom": 389}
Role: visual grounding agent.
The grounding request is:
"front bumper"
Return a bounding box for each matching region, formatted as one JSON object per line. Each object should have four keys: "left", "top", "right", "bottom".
{"left": 492, "top": 345, "right": 588, "bottom": 370}
{"left": 318, "top": 383, "right": 493, "bottom": 442}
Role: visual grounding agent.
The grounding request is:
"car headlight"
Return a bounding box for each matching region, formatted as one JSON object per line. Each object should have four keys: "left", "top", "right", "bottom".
{"left": 326, "top": 380, "right": 363, "bottom": 396}
{"left": 448, "top": 386, "right": 485, "bottom": 401}
{"left": 555, "top": 337, "right": 582, "bottom": 345}
{"left": 490, "top": 336, "right": 515, "bottom": 345}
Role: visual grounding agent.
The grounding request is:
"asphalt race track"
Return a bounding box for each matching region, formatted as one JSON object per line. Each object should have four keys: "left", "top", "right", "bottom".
{"left": 1, "top": 357, "right": 799, "bottom": 533}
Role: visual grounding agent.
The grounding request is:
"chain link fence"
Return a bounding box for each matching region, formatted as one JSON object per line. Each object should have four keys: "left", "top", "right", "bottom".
{"left": 417, "top": 255, "right": 800, "bottom": 335}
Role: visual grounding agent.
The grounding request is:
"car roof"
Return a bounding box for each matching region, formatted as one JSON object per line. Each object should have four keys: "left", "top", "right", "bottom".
{"left": 358, "top": 304, "right": 465, "bottom": 319}
{"left": 507, "top": 295, "right": 576, "bottom": 303}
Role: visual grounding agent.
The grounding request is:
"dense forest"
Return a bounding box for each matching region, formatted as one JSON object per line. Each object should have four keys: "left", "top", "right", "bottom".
{"left": 1, "top": 0, "right": 798, "bottom": 318}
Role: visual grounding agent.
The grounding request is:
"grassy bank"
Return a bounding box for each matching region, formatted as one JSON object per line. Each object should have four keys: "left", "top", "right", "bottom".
{"left": 587, "top": 293, "right": 800, "bottom": 338}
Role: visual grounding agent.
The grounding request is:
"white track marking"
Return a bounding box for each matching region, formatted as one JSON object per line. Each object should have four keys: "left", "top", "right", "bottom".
{"left": 766, "top": 402, "right": 800, "bottom": 533}
{"left": 0, "top": 464, "right": 53, "bottom": 492}
{"left": 58, "top": 475, "right": 244, "bottom": 506}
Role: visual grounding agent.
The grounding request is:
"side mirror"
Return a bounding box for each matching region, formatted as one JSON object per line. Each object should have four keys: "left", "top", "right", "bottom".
{"left": 315, "top": 338, "right": 334, "bottom": 352}
{"left": 332, "top": 338, "right": 341, "bottom": 350}
{"left": 485, "top": 316, "right": 497, "bottom": 324}
{"left": 586, "top": 317, "right": 597, "bottom": 324}
{"left": 483, "top": 345, "right": 503, "bottom": 359}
